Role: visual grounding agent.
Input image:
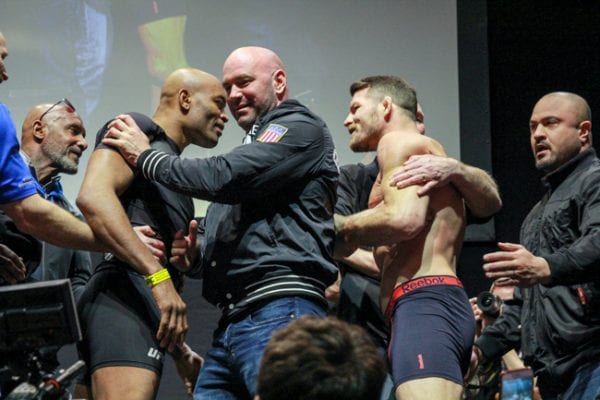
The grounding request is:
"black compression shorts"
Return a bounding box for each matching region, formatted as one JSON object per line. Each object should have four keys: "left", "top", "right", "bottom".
{"left": 77, "top": 266, "right": 165, "bottom": 379}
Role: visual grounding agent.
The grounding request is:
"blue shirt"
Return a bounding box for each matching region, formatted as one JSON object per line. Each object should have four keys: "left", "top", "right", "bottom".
{"left": 0, "top": 103, "right": 37, "bottom": 204}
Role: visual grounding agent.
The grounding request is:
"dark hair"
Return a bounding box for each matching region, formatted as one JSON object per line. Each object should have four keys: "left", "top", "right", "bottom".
{"left": 350, "top": 75, "right": 417, "bottom": 120}
{"left": 256, "top": 316, "right": 387, "bottom": 400}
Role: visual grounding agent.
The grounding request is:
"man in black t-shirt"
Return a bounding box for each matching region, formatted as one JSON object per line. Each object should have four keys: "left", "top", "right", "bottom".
{"left": 75, "top": 67, "right": 228, "bottom": 400}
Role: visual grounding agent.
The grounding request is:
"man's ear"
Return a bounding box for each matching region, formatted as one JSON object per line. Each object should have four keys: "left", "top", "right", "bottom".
{"left": 578, "top": 120, "right": 592, "bottom": 146}
{"left": 381, "top": 96, "right": 393, "bottom": 121}
{"left": 32, "top": 120, "right": 46, "bottom": 142}
{"left": 179, "top": 88, "right": 191, "bottom": 112}
{"left": 273, "top": 69, "right": 287, "bottom": 97}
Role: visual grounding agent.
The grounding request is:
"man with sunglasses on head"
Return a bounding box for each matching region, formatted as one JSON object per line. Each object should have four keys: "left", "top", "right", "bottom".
{"left": 19, "top": 99, "right": 93, "bottom": 301}
{"left": 0, "top": 98, "right": 96, "bottom": 396}
{"left": 0, "top": 30, "right": 112, "bottom": 400}
{"left": 0, "top": 32, "right": 104, "bottom": 272}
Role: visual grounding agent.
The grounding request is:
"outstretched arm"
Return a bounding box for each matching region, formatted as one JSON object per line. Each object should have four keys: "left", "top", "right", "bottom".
{"left": 2, "top": 194, "right": 105, "bottom": 252}
{"left": 387, "top": 154, "right": 501, "bottom": 218}
{"left": 77, "top": 148, "right": 187, "bottom": 351}
{"left": 103, "top": 114, "right": 333, "bottom": 204}
{"left": 483, "top": 242, "right": 551, "bottom": 287}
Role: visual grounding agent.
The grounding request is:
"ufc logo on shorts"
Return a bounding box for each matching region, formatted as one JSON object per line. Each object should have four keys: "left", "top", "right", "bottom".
{"left": 147, "top": 347, "right": 162, "bottom": 361}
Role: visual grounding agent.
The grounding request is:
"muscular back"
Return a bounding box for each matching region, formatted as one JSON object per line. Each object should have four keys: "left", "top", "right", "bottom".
{"left": 371, "top": 131, "right": 465, "bottom": 312}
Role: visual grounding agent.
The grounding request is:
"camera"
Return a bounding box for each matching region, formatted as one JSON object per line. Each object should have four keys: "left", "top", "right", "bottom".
{"left": 476, "top": 291, "right": 503, "bottom": 319}
{"left": 0, "top": 280, "right": 84, "bottom": 399}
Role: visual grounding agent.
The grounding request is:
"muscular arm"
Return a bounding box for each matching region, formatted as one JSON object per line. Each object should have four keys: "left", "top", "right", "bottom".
{"left": 77, "top": 149, "right": 163, "bottom": 275}
{"left": 337, "top": 133, "right": 431, "bottom": 247}
{"left": 77, "top": 148, "right": 187, "bottom": 350}
{"left": 450, "top": 161, "right": 501, "bottom": 218}
{"left": 132, "top": 121, "right": 331, "bottom": 204}
{"left": 388, "top": 154, "right": 502, "bottom": 218}
{"left": 1, "top": 194, "right": 104, "bottom": 252}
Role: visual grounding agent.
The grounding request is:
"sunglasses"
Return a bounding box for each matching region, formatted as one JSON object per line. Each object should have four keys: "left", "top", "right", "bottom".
{"left": 39, "top": 98, "right": 76, "bottom": 121}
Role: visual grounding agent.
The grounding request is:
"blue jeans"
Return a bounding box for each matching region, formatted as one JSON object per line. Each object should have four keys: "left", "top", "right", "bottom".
{"left": 560, "top": 360, "right": 600, "bottom": 400}
{"left": 193, "top": 296, "right": 327, "bottom": 400}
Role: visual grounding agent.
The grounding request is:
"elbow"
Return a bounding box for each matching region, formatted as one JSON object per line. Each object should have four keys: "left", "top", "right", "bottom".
{"left": 76, "top": 192, "right": 103, "bottom": 230}
{"left": 12, "top": 211, "right": 36, "bottom": 236}
{"left": 494, "top": 197, "right": 503, "bottom": 213}
{"left": 387, "top": 211, "right": 425, "bottom": 240}
{"left": 486, "top": 195, "right": 503, "bottom": 216}
{"left": 472, "top": 196, "right": 503, "bottom": 219}
{"left": 76, "top": 191, "right": 94, "bottom": 217}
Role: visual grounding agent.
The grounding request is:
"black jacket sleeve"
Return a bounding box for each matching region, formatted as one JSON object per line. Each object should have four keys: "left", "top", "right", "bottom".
{"left": 137, "top": 120, "right": 328, "bottom": 204}
{"left": 545, "top": 173, "right": 600, "bottom": 285}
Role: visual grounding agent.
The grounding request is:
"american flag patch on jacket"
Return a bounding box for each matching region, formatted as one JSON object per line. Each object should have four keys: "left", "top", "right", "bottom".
{"left": 257, "top": 124, "right": 288, "bottom": 143}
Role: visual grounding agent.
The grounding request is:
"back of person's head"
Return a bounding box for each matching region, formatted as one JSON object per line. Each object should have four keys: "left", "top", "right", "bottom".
{"left": 256, "top": 316, "right": 386, "bottom": 400}
{"left": 350, "top": 75, "right": 417, "bottom": 121}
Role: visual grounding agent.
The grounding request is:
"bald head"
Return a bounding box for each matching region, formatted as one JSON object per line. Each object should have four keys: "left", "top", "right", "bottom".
{"left": 21, "top": 104, "right": 53, "bottom": 144}
{"left": 154, "top": 67, "right": 228, "bottom": 149}
{"left": 225, "top": 46, "right": 285, "bottom": 75}
{"left": 21, "top": 102, "right": 87, "bottom": 182}
{"left": 0, "top": 32, "right": 9, "bottom": 83}
{"left": 222, "top": 46, "right": 288, "bottom": 131}
{"left": 159, "top": 68, "right": 222, "bottom": 106}
{"left": 536, "top": 92, "right": 591, "bottom": 123}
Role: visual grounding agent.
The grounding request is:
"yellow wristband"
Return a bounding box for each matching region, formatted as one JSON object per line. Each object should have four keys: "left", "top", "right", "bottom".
{"left": 145, "top": 268, "right": 171, "bottom": 288}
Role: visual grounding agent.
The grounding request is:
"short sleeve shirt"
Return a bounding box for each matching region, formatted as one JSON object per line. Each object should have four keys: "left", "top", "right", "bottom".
{"left": 0, "top": 103, "right": 37, "bottom": 204}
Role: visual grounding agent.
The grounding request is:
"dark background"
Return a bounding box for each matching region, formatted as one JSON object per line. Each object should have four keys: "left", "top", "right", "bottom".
{"left": 457, "top": 0, "right": 600, "bottom": 296}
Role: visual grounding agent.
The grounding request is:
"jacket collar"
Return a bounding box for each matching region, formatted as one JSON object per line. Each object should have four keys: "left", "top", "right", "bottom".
{"left": 256, "top": 99, "right": 306, "bottom": 127}
{"left": 542, "top": 148, "right": 597, "bottom": 190}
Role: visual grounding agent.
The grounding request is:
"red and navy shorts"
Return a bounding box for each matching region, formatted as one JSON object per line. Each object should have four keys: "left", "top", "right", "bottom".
{"left": 386, "top": 275, "right": 475, "bottom": 387}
